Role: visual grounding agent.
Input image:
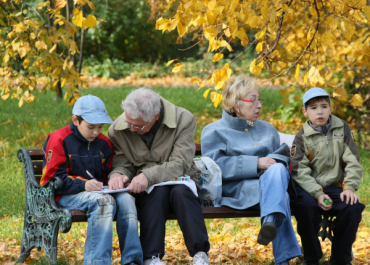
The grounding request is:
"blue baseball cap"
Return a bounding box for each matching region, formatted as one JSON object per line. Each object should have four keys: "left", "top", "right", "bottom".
{"left": 303, "top": 87, "right": 330, "bottom": 108}
{"left": 72, "top": 95, "right": 113, "bottom": 124}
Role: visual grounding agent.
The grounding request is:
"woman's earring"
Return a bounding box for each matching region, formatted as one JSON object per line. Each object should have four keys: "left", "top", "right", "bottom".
{"left": 237, "top": 110, "right": 240, "bottom": 114}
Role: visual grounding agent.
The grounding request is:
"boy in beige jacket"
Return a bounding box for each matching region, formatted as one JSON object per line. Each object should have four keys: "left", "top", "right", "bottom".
{"left": 291, "top": 87, "right": 364, "bottom": 265}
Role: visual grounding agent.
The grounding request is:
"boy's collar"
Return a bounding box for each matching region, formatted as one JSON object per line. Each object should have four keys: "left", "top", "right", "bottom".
{"left": 308, "top": 116, "right": 332, "bottom": 135}
{"left": 304, "top": 115, "right": 344, "bottom": 136}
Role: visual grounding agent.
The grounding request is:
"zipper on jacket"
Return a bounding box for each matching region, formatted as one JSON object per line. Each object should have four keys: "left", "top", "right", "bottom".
{"left": 88, "top": 141, "right": 90, "bottom": 150}
{"left": 325, "top": 135, "right": 331, "bottom": 165}
{"left": 323, "top": 135, "right": 332, "bottom": 187}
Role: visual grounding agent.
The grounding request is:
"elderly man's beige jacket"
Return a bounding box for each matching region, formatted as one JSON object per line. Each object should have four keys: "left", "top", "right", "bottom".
{"left": 108, "top": 98, "right": 200, "bottom": 186}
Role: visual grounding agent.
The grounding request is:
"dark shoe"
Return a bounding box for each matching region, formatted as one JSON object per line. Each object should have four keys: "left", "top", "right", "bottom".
{"left": 329, "top": 257, "right": 352, "bottom": 265}
{"left": 303, "top": 261, "right": 319, "bottom": 265}
{"left": 257, "top": 222, "right": 277, "bottom": 245}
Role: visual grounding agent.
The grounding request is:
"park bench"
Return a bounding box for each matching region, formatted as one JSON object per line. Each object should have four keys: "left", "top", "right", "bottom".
{"left": 16, "top": 132, "right": 334, "bottom": 264}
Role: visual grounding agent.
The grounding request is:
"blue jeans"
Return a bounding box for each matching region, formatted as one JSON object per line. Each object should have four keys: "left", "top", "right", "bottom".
{"left": 259, "top": 163, "right": 302, "bottom": 264}
{"left": 58, "top": 192, "right": 143, "bottom": 265}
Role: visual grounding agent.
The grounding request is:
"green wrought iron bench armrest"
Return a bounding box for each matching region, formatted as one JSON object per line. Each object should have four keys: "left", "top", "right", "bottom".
{"left": 17, "top": 148, "right": 72, "bottom": 264}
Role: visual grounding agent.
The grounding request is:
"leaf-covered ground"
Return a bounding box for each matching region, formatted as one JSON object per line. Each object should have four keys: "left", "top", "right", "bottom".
{"left": 1, "top": 219, "right": 370, "bottom": 264}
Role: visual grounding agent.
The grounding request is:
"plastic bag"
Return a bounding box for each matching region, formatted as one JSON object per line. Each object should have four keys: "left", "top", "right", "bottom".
{"left": 194, "top": 157, "right": 222, "bottom": 207}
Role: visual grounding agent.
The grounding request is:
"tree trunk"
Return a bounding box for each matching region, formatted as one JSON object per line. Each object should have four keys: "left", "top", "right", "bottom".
{"left": 49, "top": 0, "right": 63, "bottom": 101}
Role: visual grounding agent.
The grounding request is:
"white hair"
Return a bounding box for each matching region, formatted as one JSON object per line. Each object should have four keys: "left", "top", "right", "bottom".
{"left": 121, "top": 88, "right": 161, "bottom": 122}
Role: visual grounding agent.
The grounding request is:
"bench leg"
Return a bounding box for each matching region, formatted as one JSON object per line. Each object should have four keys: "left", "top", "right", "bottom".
{"left": 17, "top": 213, "right": 36, "bottom": 263}
{"left": 17, "top": 207, "right": 71, "bottom": 264}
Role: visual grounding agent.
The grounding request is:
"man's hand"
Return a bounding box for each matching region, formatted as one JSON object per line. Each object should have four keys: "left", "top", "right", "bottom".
{"left": 318, "top": 194, "right": 332, "bottom": 211}
{"left": 340, "top": 190, "right": 360, "bottom": 205}
{"left": 127, "top": 173, "right": 148, "bottom": 193}
{"left": 257, "top": 157, "right": 276, "bottom": 170}
{"left": 85, "top": 179, "right": 103, "bottom": 192}
{"left": 108, "top": 173, "right": 130, "bottom": 190}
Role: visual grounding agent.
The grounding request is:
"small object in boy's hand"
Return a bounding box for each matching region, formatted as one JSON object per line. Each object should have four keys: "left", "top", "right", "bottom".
{"left": 86, "top": 170, "right": 97, "bottom": 180}
{"left": 324, "top": 199, "right": 333, "bottom": 205}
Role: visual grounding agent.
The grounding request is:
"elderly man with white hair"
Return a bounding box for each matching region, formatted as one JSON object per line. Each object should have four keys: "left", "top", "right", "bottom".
{"left": 108, "top": 88, "right": 210, "bottom": 265}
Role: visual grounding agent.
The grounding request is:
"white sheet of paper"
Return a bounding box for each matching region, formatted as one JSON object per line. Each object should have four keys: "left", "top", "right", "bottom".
{"left": 145, "top": 176, "right": 198, "bottom": 197}
{"left": 92, "top": 186, "right": 130, "bottom": 194}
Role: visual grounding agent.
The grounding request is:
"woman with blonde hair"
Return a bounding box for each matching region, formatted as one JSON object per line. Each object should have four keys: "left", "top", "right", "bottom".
{"left": 201, "top": 75, "right": 301, "bottom": 265}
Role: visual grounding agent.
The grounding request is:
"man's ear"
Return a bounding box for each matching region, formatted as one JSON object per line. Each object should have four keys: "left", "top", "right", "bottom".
{"left": 72, "top": 115, "right": 79, "bottom": 126}
{"left": 154, "top": 112, "right": 160, "bottom": 121}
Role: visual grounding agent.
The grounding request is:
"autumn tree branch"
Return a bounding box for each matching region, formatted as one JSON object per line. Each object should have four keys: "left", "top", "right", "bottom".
{"left": 256, "top": 0, "right": 294, "bottom": 64}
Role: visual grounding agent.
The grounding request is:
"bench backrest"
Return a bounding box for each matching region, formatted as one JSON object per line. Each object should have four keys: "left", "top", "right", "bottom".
{"left": 27, "top": 133, "right": 294, "bottom": 180}
{"left": 27, "top": 146, "right": 202, "bottom": 182}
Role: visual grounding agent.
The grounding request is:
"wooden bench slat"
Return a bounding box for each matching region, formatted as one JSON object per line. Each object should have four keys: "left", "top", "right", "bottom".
{"left": 195, "top": 144, "right": 201, "bottom": 156}
{"left": 69, "top": 207, "right": 263, "bottom": 223}
{"left": 32, "top": 162, "right": 43, "bottom": 176}
{"left": 27, "top": 149, "right": 45, "bottom": 160}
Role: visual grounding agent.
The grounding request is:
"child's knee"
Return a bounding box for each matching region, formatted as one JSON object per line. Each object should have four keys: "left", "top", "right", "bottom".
{"left": 90, "top": 193, "right": 116, "bottom": 214}
{"left": 115, "top": 192, "right": 136, "bottom": 212}
{"left": 345, "top": 202, "right": 365, "bottom": 218}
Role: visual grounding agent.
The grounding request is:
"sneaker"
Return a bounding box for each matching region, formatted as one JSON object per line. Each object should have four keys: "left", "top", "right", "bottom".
{"left": 193, "top": 251, "right": 209, "bottom": 265}
{"left": 257, "top": 222, "right": 277, "bottom": 245}
{"left": 143, "top": 255, "right": 166, "bottom": 265}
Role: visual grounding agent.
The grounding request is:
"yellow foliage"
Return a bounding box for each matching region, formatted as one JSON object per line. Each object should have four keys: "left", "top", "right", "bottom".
{"left": 177, "top": 22, "right": 187, "bottom": 37}
{"left": 210, "top": 91, "right": 222, "bottom": 108}
{"left": 320, "top": 32, "right": 334, "bottom": 46}
{"left": 363, "top": 6, "right": 370, "bottom": 21}
{"left": 35, "top": 41, "right": 47, "bottom": 50}
{"left": 280, "top": 86, "right": 296, "bottom": 96}
{"left": 204, "top": 27, "right": 218, "bottom": 40}
{"left": 212, "top": 53, "right": 224, "bottom": 63}
{"left": 166, "top": 60, "right": 175, "bottom": 67}
{"left": 14, "top": 22, "right": 26, "bottom": 33}
{"left": 333, "top": 87, "right": 348, "bottom": 103}
{"left": 351, "top": 94, "right": 363, "bottom": 107}
{"left": 82, "top": 15, "right": 97, "bottom": 28}
{"left": 295, "top": 64, "right": 300, "bottom": 80}
{"left": 249, "top": 59, "right": 263, "bottom": 76}
{"left": 72, "top": 9, "right": 83, "bottom": 27}
{"left": 256, "top": 42, "right": 263, "bottom": 52}
{"left": 305, "top": 66, "right": 325, "bottom": 87}
{"left": 203, "top": 88, "right": 210, "bottom": 99}
{"left": 172, "top": 63, "right": 183, "bottom": 73}
{"left": 0, "top": 0, "right": 96, "bottom": 106}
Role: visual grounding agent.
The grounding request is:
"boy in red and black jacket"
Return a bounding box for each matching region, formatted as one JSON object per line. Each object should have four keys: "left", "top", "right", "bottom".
{"left": 41, "top": 95, "right": 143, "bottom": 265}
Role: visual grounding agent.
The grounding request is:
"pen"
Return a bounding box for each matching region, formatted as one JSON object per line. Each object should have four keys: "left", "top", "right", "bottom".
{"left": 86, "top": 170, "right": 97, "bottom": 180}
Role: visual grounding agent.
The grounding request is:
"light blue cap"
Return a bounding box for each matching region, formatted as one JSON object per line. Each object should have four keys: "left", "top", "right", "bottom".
{"left": 72, "top": 95, "right": 113, "bottom": 124}
{"left": 303, "top": 87, "right": 330, "bottom": 108}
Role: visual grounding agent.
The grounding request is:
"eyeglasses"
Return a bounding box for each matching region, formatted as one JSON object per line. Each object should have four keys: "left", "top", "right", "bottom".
{"left": 239, "top": 98, "right": 264, "bottom": 105}
{"left": 124, "top": 120, "right": 148, "bottom": 130}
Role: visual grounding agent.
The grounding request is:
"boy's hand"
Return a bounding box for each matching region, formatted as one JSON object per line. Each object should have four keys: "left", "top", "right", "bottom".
{"left": 257, "top": 157, "right": 276, "bottom": 170}
{"left": 318, "top": 194, "right": 332, "bottom": 211}
{"left": 340, "top": 190, "right": 360, "bottom": 205}
{"left": 85, "top": 179, "right": 103, "bottom": 192}
{"left": 127, "top": 173, "right": 148, "bottom": 194}
{"left": 108, "top": 173, "right": 130, "bottom": 190}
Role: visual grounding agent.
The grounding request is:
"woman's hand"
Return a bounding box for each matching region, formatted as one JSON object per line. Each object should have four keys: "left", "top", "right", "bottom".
{"left": 257, "top": 157, "right": 276, "bottom": 170}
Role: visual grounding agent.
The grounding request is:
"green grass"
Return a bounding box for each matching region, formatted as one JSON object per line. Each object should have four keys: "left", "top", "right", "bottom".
{"left": 0, "top": 86, "right": 369, "bottom": 264}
